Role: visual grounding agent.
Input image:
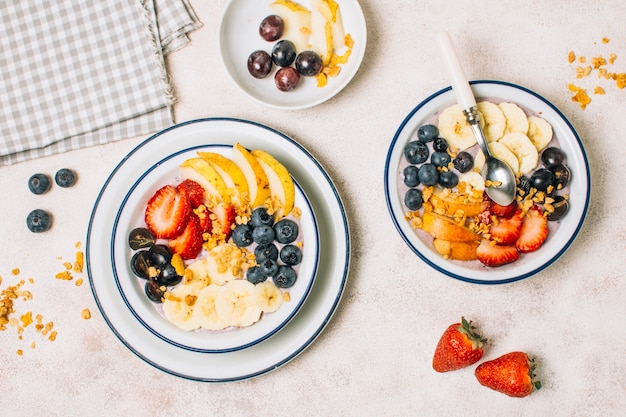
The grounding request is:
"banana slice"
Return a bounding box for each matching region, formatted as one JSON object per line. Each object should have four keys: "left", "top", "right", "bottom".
{"left": 472, "top": 142, "right": 520, "bottom": 175}
{"left": 162, "top": 284, "right": 201, "bottom": 331}
{"left": 205, "top": 243, "right": 245, "bottom": 285}
{"left": 437, "top": 104, "right": 482, "bottom": 151}
{"left": 185, "top": 258, "right": 211, "bottom": 290}
{"left": 527, "top": 116, "right": 553, "bottom": 152}
{"left": 191, "top": 284, "right": 228, "bottom": 331}
{"left": 499, "top": 102, "right": 529, "bottom": 134}
{"left": 498, "top": 132, "right": 538, "bottom": 175}
{"left": 215, "top": 280, "right": 261, "bottom": 328}
{"left": 255, "top": 280, "right": 284, "bottom": 313}
{"left": 458, "top": 171, "right": 486, "bottom": 191}
{"left": 476, "top": 101, "right": 506, "bottom": 142}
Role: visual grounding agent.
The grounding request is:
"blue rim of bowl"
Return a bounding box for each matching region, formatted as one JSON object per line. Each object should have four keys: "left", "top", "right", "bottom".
{"left": 384, "top": 80, "right": 591, "bottom": 285}
{"left": 86, "top": 118, "right": 350, "bottom": 381}
{"left": 110, "top": 143, "right": 320, "bottom": 353}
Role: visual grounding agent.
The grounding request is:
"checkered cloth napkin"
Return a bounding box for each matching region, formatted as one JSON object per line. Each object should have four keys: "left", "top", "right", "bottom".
{"left": 0, "top": 0, "right": 201, "bottom": 165}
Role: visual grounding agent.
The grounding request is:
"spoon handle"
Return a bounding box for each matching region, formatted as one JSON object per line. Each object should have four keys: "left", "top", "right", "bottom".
{"left": 436, "top": 31, "right": 476, "bottom": 110}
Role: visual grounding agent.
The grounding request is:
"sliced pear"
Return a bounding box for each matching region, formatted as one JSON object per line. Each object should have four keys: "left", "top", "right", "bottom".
{"left": 310, "top": 0, "right": 345, "bottom": 50}
{"left": 269, "top": 0, "right": 311, "bottom": 52}
{"left": 180, "top": 157, "right": 227, "bottom": 204}
{"left": 251, "top": 149, "right": 295, "bottom": 219}
{"left": 197, "top": 151, "right": 249, "bottom": 207}
{"left": 231, "top": 143, "right": 271, "bottom": 208}
{"left": 309, "top": 6, "right": 333, "bottom": 65}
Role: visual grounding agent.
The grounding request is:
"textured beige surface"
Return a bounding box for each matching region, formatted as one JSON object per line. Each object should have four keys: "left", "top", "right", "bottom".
{"left": 1, "top": 0, "right": 625, "bottom": 415}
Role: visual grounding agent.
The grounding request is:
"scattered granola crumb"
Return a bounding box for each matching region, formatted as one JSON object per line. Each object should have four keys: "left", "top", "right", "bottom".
{"left": 81, "top": 308, "right": 91, "bottom": 320}
{"left": 11, "top": 268, "right": 20, "bottom": 276}
{"left": 73, "top": 251, "right": 84, "bottom": 273}
{"left": 74, "top": 241, "right": 82, "bottom": 249}
{"left": 55, "top": 271, "right": 73, "bottom": 281}
{"left": 63, "top": 262, "right": 73, "bottom": 270}
{"left": 48, "top": 331, "right": 57, "bottom": 341}
{"left": 75, "top": 278, "right": 84, "bottom": 287}
{"left": 602, "top": 37, "right": 610, "bottom": 44}
{"left": 568, "top": 51, "right": 576, "bottom": 63}
{"left": 594, "top": 86, "right": 606, "bottom": 95}
{"left": 17, "top": 349, "right": 23, "bottom": 356}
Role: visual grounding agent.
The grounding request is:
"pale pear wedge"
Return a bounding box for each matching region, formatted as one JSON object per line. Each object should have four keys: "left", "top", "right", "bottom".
{"left": 310, "top": 0, "right": 345, "bottom": 50}
{"left": 309, "top": 6, "right": 333, "bottom": 65}
{"left": 269, "top": 0, "right": 311, "bottom": 52}
{"left": 251, "top": 149, "right": 295, "bottom": 219}
{"left": 180, "top": 157, "right": 227, "bottom": 204}
{"left": 231, "top": 143, "right": 271, "bottom": 208}
{"left": 197, "top": 151, "right": 249, "bottom": 206}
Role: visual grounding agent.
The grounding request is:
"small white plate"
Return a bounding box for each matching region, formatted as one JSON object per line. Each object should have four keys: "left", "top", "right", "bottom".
{"left": 219, "top": 0, "right": 367, "bottom": 109}
{"left": 112, "top": 145, "right": 319, "bottom": 353}
{"left": 384, "top": 81, "right": 591, "bottom": 284}
{"left": 87, "top": 118, "right": 350, "bottom": 381}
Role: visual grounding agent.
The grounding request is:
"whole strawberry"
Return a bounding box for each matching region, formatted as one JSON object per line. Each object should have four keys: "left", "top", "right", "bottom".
{"left": 432, "top": 317, "right": 487, "bottom": 372}
{"left": 475, "top": 351, "right": 542, "bottom": 397}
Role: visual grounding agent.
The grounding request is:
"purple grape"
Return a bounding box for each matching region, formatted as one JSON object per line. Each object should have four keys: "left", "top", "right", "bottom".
{"left": 259, "top": 15, "right": 284, "bottom": 42}
{"left": 274, "top": 67, "right": 300, "bottom": 91}
{"left": 247, "top": 50, "right": 273, "bottom": 79}
{"left": 295, "top": 51, "right": 323, "bottom": 76}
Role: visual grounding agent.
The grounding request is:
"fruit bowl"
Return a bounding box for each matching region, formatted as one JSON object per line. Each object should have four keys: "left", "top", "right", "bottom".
{"left": 384, "top": 81, "right": 590, "bottom": 284}
{"left": 219, "top": 0, "right": 367, "bottom": 110}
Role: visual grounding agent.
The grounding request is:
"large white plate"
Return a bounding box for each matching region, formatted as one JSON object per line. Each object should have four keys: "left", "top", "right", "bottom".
{"left": 384, "top": 81, "right": 591, "bottom": 284}
{"left": 87, "top": 118, "right": 350, "bottom": 381}
{"left": 219, "top": 0, "right": 367, "bottom": 110}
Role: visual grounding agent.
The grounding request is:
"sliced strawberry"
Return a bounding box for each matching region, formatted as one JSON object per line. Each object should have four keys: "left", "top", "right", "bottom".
{"left": 489, "top": 200, "right": 518, "bottom": 219}
{"left": 196, "top": 208, "right": 213, "bottom": 234}
{"left": 516, "top": 206, "right": 548, "bottom": 253}
{"left": 168, "top": 214, "right": 203, "bottom": 260}
{"left": 144, "top": 185, "right": 190, "bottom": 239}
{"left": 476, "top": 239, "right": 520, "bottom": 267}
{"left": 213, "top": 202, "right": 236, "bottom": 240}
{"left": 176, "top": 179, "right": 206, "bottom": 208}
{"left": 489, "top": 209, "right": 523, "bottom": 245}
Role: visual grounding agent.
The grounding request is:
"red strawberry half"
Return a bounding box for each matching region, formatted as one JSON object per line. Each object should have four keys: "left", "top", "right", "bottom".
{"left": 213, "top": 202, "right": 236, "bottom": 240}
{"left": 489, "top": 201, "right": 518, "bottom": 219}
{"left": 168, "top": 214, "right": 203, "bottom": 260}
{"left": 432, "top": 317, "right": 487, "bottom": 372}
{"left": 176, "top": 179, "right": 206, "bottom": 208}
{"left": 475, "top": 351, "right": 541, "bottom": 398}
{"left": 144, "top": 185, "right": 190, "bottom": 239}
{"left": 476, "top": 239, "right": 520, "bottom": 267}
{"left": 516, "top": 206, "right": 548, "bottom": 253}
{"left": 489, "top": 209, "right": 523, "bottom": 245}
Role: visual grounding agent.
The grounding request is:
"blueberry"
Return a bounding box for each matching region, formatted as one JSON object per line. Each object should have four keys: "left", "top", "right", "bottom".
{"left": 403, "top": 165, "right": 420, "bottom": 188}
{"left": 232, "top": 223, "right": 254, "bottom": 247}
{"left": 550, "top": 164, "right": 571, "bottom": 188}
{"left": 404, "top": 189, "right": 423, "bottom": 210}
{"left": 255, "top": 243, "right": 279, "bottom": 262}
{"left": 280, "top": 244, "right": 303, "bottom": 265}
{"left": 246, "top": 266, "right": 267, "bottom": 284}
{"left": 149, "top": 244, "right": 172, "bottom": 267}
{"left": 274, "top": 265, "right": 297, "bottom": 288}
{"left": 417, "top": 124, "right": 438, "bottom": 143}
{"left": 54, "top": 168, "right": 77, "bottom": 188}
{"left": 26, "top": 209, "right": 52, "bottom": 233}
{"left": 250, "top": 207, "right": 274, "bottom": 228}
{"left": 418, "top": 163, "right": 439, "bottom": 186}
{"left": 259, "top": 258, "right": 279, "bottom": 277}
{"left": 145, "top": 280, "right": 165, "bottom": 303}
{"left": 28, "top": 173, "right": 51, "bottom": 195}
{"left": 404, "top": 141, "right": 429, "bottom": 164}
{"left": 431, "top": 151, "right": 451, "bottom": 167}
{"left": 128, "top": 227, "right": 155, "bottom": 250}
{"left": 541, "top": 147, "right": 565, "bottom": 169}
{"left": 274, "top": 219, "right": 299, "bottom": 244}
{"left": 433, "top": 137, "right": 448, "bottom": 152}
{"left": 438, "top": 171, "right": 459, "bottom": 188}
{"left": 452, "top": 151, "right": 474, "bottom": 173}
{"left": 252, "top": 225, "right": 275, "bottom": 245}
{"left": 529, "top": 168, "right": 555, "bottom": 192}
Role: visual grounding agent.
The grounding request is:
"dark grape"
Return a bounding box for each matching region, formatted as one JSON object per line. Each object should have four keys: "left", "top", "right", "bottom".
{"left": 541, "top": 147, "right": 565, "bottom": 169}
{"left": 131, "top": 251, "right": 153, "bottom": 279}
{"left": 149, "top": 244, "right": 172, "bottom": 267}
{"left": 259, "top": 15, "right": 284, "bottom": 42}
{"left": 271, "top": 40, "right": 297, "bottom": 67}
{"left": 247, "top": 50, "right": 273, "bottom": 79}
{"left": 155, "top": 264, "right": 182, "bottom": 286}
{"left": 529, "top": 168, "right": 555, "bottom": 192}
{"left": 551, "top": 164, "right": 571, "bottom": 189}
{"left": 274, "top": 66, "right": 300, "bottom": 91}
{"left": 145, "top": 281, "right": 165, "bottom": 303}
{"left": 547, "top": 195, "right": 569, "bottom": 221}
{"left": 128, "top": 227, "right": 155, "bottom": 250}
{"left": 295, "top": 50, "right": 323, "bottom": 76}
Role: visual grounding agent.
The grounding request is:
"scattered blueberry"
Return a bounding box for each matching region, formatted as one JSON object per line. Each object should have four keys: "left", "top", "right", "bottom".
{"left": 403, "top": 165, "right": 420, "bottom": 187}
{"left": 433, "top": 137, "right": 449, "bottom": 152}
{"left": 431, "top": 151, "right": 451, "bottom": 168}
{"left": 417, "top": 124, "right": 438, "bottom": 143}
{"left": 28, "top": 173, "right": 51, "bottom": 195}
{"left": 274, "top": 219, "right": 299, "bottom": 244}
{"left": 452, "top": 151, "right": 474, "bottom": 173}
{"left": 54, "top": 168, "right": 77, "bottom": 188}
{"left": 232, "top": 223, "right": 254, "bottom": 247}
{"left": 418, "top": 163, "right": 439, "bottom": 186}
{"left": 128, "top": 227, "right": 155, "bottom": 250}
{"left": 259, "top": 258, "right": 279, "bottom": 277}
{"left": 26, "top": 209, "right": 52, "bottom": 233}
{"left": 404, "top": 141, "right": 429, "bottom": 164}
{"left": 274, "top": 265, "right": 297, "bottom": 288}
{"left": 255, "top": 243, "right": 279, "bottom": 262}
{"left": 246, "top": 266, "right": 267, "bottom": 284}
{"left": 280, "top": 244, "right": 302, "bottom": 265}
{"left": 250, "top": 207, "right": 274, "bottom": 228}
{"left": 404, "top": 189, "right": 423, "bottom": 210}
{"left": 438, "top": 171, "right": 459, "bottom": 188}
{"left": 252, "top": 224, "right": 275, "bottom": 245}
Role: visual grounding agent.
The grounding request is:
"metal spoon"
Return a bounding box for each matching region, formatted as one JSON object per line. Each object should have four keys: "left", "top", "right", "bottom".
{"left": 436, "top": 31, "right": 516, "bottom": 206}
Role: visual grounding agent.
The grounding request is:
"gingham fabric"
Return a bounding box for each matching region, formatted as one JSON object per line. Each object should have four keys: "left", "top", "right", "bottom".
{"left": 0, "top": 0, "right": 201, "bottom": 165}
